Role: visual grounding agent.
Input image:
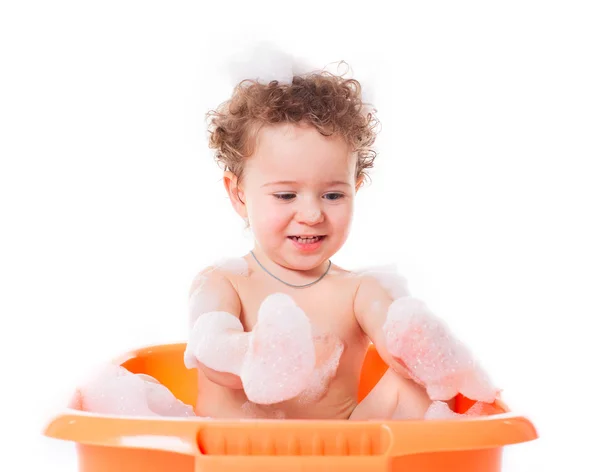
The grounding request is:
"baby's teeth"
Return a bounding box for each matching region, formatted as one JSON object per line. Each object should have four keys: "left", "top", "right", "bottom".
{"left": 293, "top": 236, "right": 320, "bottom": 243}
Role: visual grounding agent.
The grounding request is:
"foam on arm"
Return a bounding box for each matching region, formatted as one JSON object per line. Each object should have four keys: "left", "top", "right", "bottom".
{"left": 354, "top": 270, "right": 499, "bottom": 403}
{"left": 383, "top": 296, "right": 499, "bottom": 402}
{"left": 184, "top": 267, "right": 247, "bottom": 389}
{"left": 353, "top": 275, "right": 416, "bottom": 380}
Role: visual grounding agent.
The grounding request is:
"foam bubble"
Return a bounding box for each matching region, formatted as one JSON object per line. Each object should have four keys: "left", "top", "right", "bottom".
{"left": 184, "top": 311, "right": 247, "bottom": 374}
{"left": 188, "top": 286, "right": 221, "bottom": 329}
{"left": 298, "top": 331, "right": 344, "bottom": 403}
{"left": 190, "top": 273, "right": 209, "bottom": 291}
{"left": 78, "top": 365, "right": 195, "bottom": 417}
{"left": 424, "top": 400, "right": 485, "bottom": 420}
{"left": 353, "top": 265, "right": 410, "bottom": 299}
{"left": 213, "top": 257, "right": 249, "bottom": 276}
{"left": 383, "top": 296, "right": 499, "bottom": 402}
{"left": 241, "top": 293, "right": 316, "bottom": 405}
{"left": 143, "top": 377, "right": 197, "bottom": 417}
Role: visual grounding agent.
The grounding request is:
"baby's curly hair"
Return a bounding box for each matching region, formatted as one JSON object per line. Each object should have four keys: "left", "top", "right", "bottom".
{"left": 206, "top": 65, "right": 380, "bottom": 186}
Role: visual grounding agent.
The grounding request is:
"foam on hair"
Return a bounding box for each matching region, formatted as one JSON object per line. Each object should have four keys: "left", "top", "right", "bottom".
{"left": 206, "top": 63, "right": 379, "bottom": 186}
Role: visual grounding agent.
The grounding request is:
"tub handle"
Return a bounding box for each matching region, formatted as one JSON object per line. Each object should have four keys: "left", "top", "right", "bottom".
{"left": 44, "top": 410, "right": 538, "bottom": 461}
{"left": 43, "top": 412, "right": 201, "bottom": 455}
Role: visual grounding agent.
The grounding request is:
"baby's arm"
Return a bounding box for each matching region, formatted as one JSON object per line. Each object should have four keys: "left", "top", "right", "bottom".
{"left": 354, "top": 276, "right": 416, "bottom": 380}
{"left": 353, "top": 276, "right": 432, "bottom": 419}
{"left": 184, "top": 267, "right": 247, "bottom": 389}
{"left": 184, "top": 268, "right": 316, "bottom": 404}
{"left": 354, "top": 272, "right": 499, "bottom": 404}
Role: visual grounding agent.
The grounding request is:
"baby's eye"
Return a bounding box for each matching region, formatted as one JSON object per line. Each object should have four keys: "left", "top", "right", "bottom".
{"left": 273, "top": 193, "right": 296, "bottom": 201}
{"left": 323, "top": 192, "right": 345, "bottom": 201}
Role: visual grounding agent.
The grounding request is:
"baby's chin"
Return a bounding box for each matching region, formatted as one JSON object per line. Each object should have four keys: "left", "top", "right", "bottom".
{"left": 282, "top": 258, "right": 330, "bottom": 273}
{"left": 278, "top": 241, "right": 339, "bottom": 271}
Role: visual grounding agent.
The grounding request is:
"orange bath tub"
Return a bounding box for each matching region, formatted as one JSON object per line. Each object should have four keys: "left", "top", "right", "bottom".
{"left": 43, "top": 343, "right": 538, "bottom": 472}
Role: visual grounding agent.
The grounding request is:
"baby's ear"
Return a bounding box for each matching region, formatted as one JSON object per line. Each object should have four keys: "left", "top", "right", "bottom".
{"left": 223, "top": 171, "right": 248, "bottom": 218}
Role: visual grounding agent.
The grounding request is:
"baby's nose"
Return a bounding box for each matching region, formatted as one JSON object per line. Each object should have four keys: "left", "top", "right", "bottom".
{"left": 305, "top": 210, "right": 322, "bottom": 223}
{"left": 296, "top": 204, "right": 324, "bottom": 225}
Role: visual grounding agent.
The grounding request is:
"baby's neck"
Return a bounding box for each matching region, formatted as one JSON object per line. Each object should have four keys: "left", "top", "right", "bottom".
{"left": 248, "top": 248, "right": 332, "bottom": 287}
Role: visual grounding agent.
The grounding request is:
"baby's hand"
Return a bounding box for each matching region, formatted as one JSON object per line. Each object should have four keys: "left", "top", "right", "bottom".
{"left": 241, "top": 293, "right": 316, "bottom": 405}
{"left": 383, "top": 296, "right": 499, "bottom": 403}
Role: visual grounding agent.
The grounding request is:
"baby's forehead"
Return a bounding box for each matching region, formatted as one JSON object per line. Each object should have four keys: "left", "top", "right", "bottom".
{"left": 246, "top": 155, "right": 356, "bottom": 187}
{"left": 238, "top": 123, "right": 357, "bottom": 188}
{"left": 258, "top": 177, "right": 354, "bottom": 189}
{"left": 253, "top": 123, "right": 350, "bottom": 155}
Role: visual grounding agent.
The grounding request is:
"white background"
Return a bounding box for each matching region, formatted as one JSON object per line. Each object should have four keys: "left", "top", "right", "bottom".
{"left": 1, "top": 1, "right": 599, "bottom": 471}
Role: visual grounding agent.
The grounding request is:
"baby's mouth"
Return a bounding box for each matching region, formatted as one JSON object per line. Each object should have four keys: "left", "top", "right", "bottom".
{"left": 288, "top": 236, "right": 326, "bottom": 244}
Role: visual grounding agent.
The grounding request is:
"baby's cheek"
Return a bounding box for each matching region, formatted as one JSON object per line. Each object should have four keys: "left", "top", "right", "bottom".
{"left": 328, "top": 206, "right": 353, "bottom": 236}
{"left": 250, "top": 197, "right": 287, "bottom": 226}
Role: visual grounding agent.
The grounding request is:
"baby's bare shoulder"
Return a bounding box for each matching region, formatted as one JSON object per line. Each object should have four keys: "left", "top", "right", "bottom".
{"left": 325, "top": 265, "right": 391, "bottom": 313}
{"left": 327, "top": 264, "right": 362, "bottom": 291}
{"left": 329, "top": 264, "right": 393, "bottom": 292}
{"left": 346, "top": 265, "right": 410, "bottom": 302}
{"left": 189, "top": 256, "right": 250, "bottom": 296}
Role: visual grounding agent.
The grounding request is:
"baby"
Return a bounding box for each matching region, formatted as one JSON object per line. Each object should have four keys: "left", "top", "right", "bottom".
{"left": 184, "top": 62, "right": 498, "bottom": 420}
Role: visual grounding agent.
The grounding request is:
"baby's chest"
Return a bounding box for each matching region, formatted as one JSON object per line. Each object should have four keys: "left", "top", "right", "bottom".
{"left": 236, "top": 281, "right": 363, "bottom": 342}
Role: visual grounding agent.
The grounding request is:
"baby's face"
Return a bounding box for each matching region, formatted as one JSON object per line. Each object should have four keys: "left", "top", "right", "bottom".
{"left": 239, "top": 122, "right": 359, "bottom": 271}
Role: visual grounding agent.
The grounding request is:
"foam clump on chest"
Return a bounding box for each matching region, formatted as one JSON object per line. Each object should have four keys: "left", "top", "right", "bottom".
{"left": 241, "top": 293, "right": 316, "bottom": 405}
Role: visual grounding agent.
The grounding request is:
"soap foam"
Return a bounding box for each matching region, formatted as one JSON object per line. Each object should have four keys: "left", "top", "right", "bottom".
{"left": 188, "top": 286, "right": 221, "bottom": 329}
{"left": 77, "top": 365, "right": 195, "bottom": 417}
{"left": 241, "top": 293, "right": 316, "bottom": 405}
{"left": 353, "top": 264, "right": 410, "bottom": 299}
{"left": 184, "top": 311, "right": 247, "bottom": 374}
{"left": 213, "top": 257, "right": 249, "bottom": 276}
{"left": 424, "top": 400, "right": 485, "bottom": 420}
{"left": 383, "top": 296, "right": 499, "bottom": 402}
